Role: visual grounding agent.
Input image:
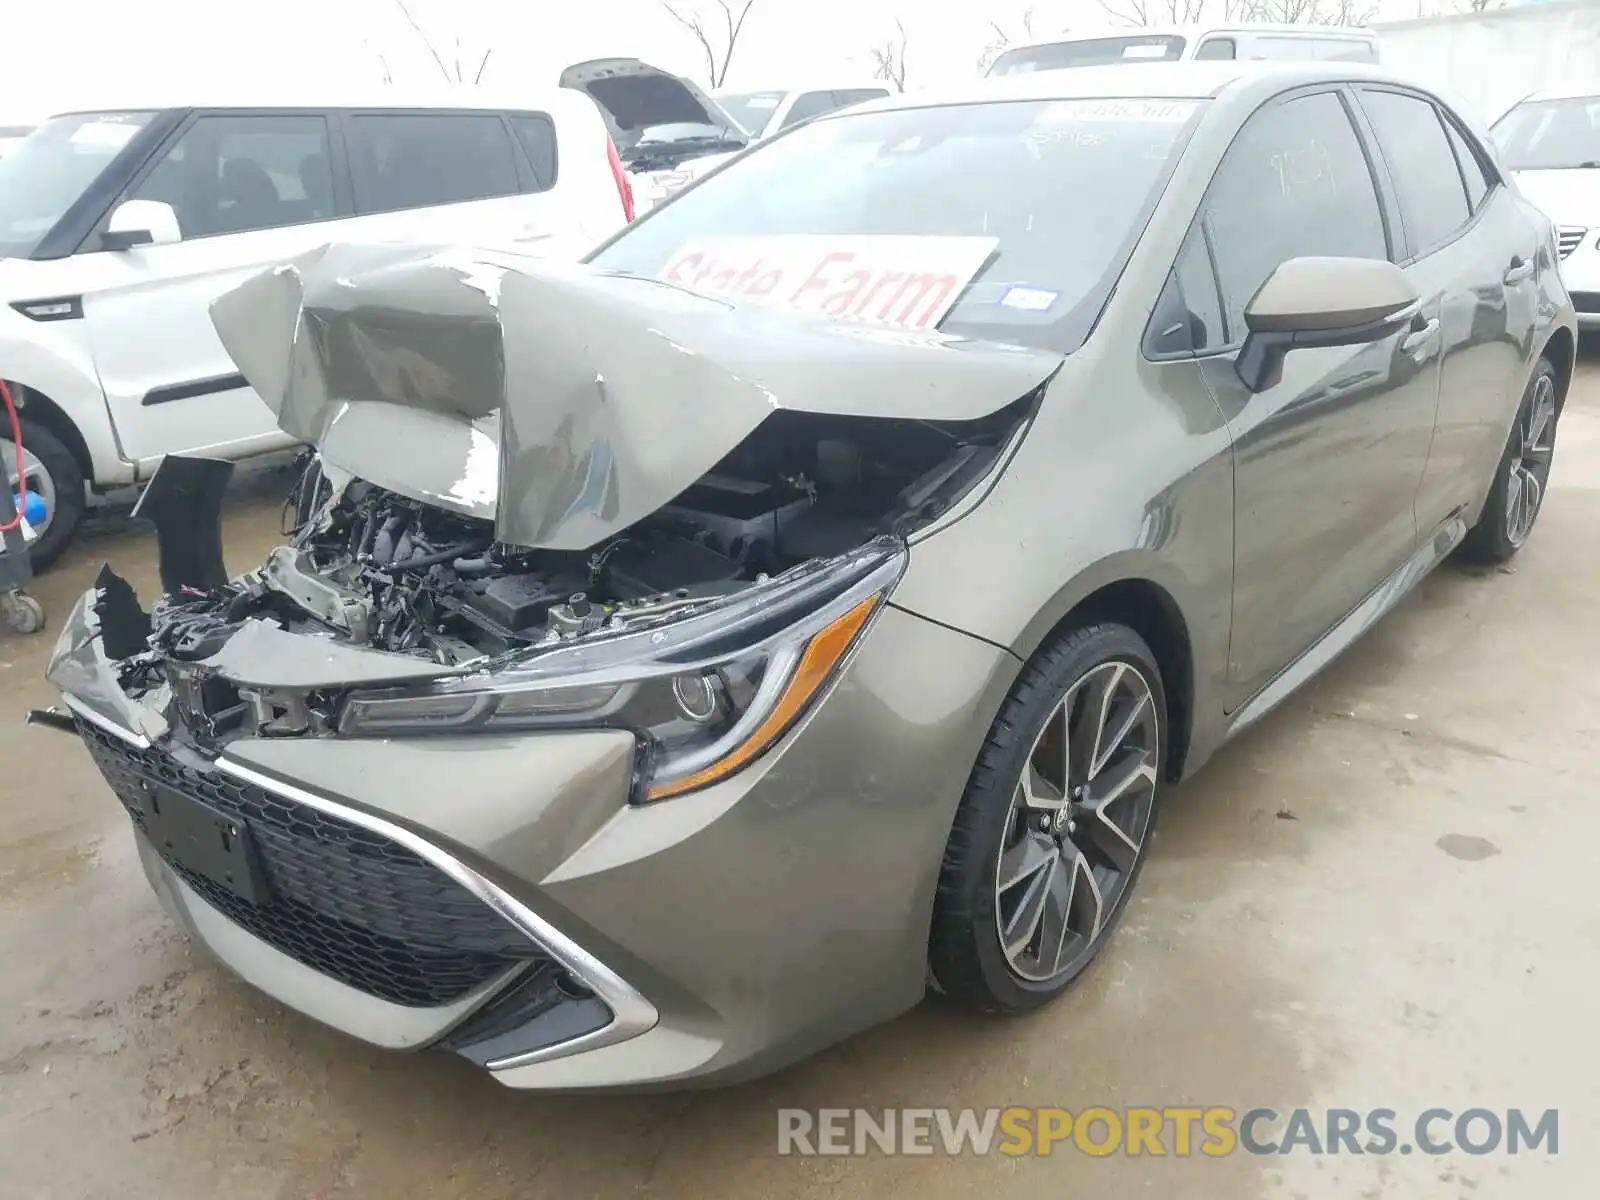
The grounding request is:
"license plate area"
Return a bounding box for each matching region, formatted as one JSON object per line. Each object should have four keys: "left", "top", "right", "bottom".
{"left": 137, "top": 782, "right": 269, "bottom": 905}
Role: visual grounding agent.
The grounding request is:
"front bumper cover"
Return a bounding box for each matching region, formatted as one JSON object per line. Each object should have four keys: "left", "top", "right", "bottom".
{"left": 50, "top": 583, "right": 1020, "bottom": 1089}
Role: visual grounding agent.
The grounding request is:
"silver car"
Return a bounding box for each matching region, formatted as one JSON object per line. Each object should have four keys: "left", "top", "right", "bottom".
{"left": 43, "top": 62, "right": 1574, "bottom": 1089}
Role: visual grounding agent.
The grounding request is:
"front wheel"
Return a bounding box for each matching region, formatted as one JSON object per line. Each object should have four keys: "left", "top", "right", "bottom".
{"left": 2, "top": 418, "right": 85, "bottom": 572}
{"left": 930, "top": 622, "right": 1166, "bottom": 1014}
{"left": 1459, "top": 357, "right": 1559, "bottom": 565}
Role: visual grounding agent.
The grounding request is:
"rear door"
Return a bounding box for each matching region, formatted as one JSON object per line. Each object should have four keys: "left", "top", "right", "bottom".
{"left": 336, "top": 109, "right": 579, "bottom": 251}
{"left": 79, "top": 109, "right": 353, "bottom": 468}
{"left": 1192, "top": 87, "right": 1444, "bottom": 705}
{"left": 1352, "top": 86, "right": 1537, "bottom": 535}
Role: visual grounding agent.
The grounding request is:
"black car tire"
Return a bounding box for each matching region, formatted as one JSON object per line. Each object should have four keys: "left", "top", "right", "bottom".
{"left": 1459, "top": 355, "right": 1559, "bottom": 566}
{"left": 929, "top": 621, "right": 1167, "bottom": 1014}
{"left": 6, "top": 418, "right": 85, "bottom": 573}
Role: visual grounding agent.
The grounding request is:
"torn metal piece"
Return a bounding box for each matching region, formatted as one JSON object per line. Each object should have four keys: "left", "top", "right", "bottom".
{"left": 209, "top": 243, "right": 1063, "bottom": 550}
{"left": 132, "top": 455, "right": 235, "bottom": 595}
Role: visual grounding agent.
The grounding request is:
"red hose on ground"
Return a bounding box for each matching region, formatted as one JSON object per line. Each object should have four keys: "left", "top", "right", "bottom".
{"left": 0, "top": 378, "right": 28, "bottom": 533}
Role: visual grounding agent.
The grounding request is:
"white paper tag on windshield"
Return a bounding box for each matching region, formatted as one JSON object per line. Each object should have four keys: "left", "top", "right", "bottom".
{"left": 657, "top": 235, "right": 998, "bottom": 330}
{"left": 1037, "top": 99, "right": 1198, "bottom": 125}
{"left": 1122, "top": 43, "right": 1174, "bottom": 59}
{"left": 70, "top": 121, "right": 140, "bottom": 150}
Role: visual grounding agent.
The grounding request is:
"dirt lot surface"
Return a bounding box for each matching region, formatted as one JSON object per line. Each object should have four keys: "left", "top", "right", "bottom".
{"left": 3, "top": 364, "right": 1598, "bottom": 1199}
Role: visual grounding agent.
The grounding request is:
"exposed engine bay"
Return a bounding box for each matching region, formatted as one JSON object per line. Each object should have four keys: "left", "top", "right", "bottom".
{"left": 124, "top": 404, "right": 1029, "bottom": 728}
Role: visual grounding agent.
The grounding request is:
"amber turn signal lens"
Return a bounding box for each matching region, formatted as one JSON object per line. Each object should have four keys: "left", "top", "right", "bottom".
{"left": 644, "top": 593, "right": 882, "bottom": 801}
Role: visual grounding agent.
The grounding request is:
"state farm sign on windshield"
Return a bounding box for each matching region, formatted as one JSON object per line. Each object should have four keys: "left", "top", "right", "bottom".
{"left": 657, "top": 235, "right": 999, "bottom": 331}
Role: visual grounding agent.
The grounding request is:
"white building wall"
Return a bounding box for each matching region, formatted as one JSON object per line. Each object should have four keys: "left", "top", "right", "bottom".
{"left": 1377, "top": 0, "right": 1600, "bottom": 126}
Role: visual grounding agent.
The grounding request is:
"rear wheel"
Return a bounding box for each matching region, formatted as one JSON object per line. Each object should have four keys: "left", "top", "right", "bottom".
{"left": 1459, "top": 357, "right": 1559, "bottom": 565}
{"left": 930, "top": 622, "right": 1166, "bottom": 1013}
{"left": 2, "top": 418, "right": 85, "bottom": 572}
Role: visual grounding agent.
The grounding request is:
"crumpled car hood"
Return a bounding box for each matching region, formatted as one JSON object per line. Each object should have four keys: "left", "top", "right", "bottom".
{"left": 209, "top": 241, "right": 1063, "bottom": 551}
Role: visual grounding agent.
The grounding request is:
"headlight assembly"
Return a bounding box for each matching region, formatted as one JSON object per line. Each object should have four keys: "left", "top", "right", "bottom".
{"left": 338, "top": 538, "right": 906, "bottom": 801}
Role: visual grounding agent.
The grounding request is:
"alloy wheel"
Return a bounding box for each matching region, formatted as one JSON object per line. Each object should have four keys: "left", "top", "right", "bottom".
{"left": 993, "top": 660, "right": 1161, "bottom": 983}
{"left": 2, "top": 442, "right": 56, "bottom": 538}
{"left": 1505, "top": 373, "right": 1556, "bottom": 548}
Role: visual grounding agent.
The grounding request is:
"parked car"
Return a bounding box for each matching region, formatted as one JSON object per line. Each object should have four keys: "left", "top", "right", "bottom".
{"left": 46, "top": 61, "right": 1571, "bottom": 1091}
{"left": 986, "top": 23, "right": 1379, "bottom": 75}
{"left": 713, "top": 83, "right": 892, "bottom": 139}
{"left": 1490, "top": 87, "right": 1600, "bottom": 327}
{"left": 0, "top": 88, "right": 634, "bottom": 569}
{"left": 562, "top": 58, "right": 750, "bottom": 214}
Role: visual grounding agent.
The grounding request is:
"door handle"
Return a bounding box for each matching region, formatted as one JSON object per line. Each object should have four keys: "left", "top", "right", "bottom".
{"left": 1400, "top": 317, "right": 1439, "bottom": 356}
{"left": 1503, "top": 256, "right": 1534, "bottom": 285}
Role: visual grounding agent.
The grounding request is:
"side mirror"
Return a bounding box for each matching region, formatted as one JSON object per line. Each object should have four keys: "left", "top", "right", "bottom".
{"left": 102, "top": 199, "right": 181, "bottom": 251}
{"left": 1235, "top": 256, "right": 1420, "bottom": 393}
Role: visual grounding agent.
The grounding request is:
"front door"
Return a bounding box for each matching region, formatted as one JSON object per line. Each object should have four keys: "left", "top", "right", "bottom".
{"left": 1194, "top": 88, "right": 1444, "bottom": 706}
{"left": 80, "top": 110, "right": 349, "bottom": 471}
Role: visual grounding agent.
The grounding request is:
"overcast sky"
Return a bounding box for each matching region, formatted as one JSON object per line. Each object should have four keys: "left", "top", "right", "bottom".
{"left": 6, "top": 0, "right": 1460, "bottom": 123}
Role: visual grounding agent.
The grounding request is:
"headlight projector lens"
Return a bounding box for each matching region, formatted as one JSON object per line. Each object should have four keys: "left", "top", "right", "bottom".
{"left": 672, "top": 673, "right": 721, "bottom": 724}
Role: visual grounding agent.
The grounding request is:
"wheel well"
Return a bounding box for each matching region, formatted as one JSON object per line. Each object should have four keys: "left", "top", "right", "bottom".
{"left": 1543, "top": 327, "right": 1575, "bottom": 416}
{"left": 1060, "top": 579, "right": 1194, "bottom": 783}
{"left": 3, "top": 381, "right": 94, "bottom": 484}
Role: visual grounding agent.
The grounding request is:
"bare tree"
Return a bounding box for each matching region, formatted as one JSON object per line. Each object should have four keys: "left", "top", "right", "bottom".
{"left": 869, "top": 19, "right": 909, "bottom": 93}
{"left": 1238, "top": 0, "right": 1376, "bottom": 23}
{"left": 1101, "top": 0, "right": 1208, "bottom": 25}
{"left": 978, "top": 4, "right": 1041, "bottom": 72}
{"left": 663, "top": 0, "right": 760, "bottom": 89}
{"left": 391, "top": 0, "right": 492, "bottom": 83}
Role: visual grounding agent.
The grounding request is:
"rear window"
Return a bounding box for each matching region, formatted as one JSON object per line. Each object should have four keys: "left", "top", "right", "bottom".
{"left": 590, "top": 97, "right": 1206, "bottom": 353}
{"left": 345, "top": 112, "right": 521, "bottom": 214}
{"left": 509, "top": 113, "right": 558, "bottom": 191}
{"left": 988, "top": 36, "right": 1186, "bottom": 76}
{"left": 717, "top": 91, "right": 786, "bottom": 136}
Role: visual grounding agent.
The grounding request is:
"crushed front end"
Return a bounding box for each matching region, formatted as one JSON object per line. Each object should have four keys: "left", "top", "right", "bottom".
{"left": 42, "top": 242, "right": 1057, "bottom": 1087}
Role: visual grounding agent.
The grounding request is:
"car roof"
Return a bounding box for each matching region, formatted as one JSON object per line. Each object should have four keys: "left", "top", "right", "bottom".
{"left": 847, "top": 60, "right": 1403, "bottom": 113}
{"left": 1000, "top": 23, "right": 1379, "bottom": 54}
{"left": 43, "top": 86, "right": 596, "bottom": 120}
{"left": 1519, "top": 84, "right": 1600, "bottom": 103}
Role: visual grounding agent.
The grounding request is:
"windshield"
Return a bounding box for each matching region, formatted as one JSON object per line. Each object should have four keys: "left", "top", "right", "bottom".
{"left": 0, "top": 111, "right": 156, "bottom": 257}
{"left": 989, "top": 36, "right": 1187, "bottom": 76}
{"left": 716, "top": 91, "right": 786, "bottom": 136}
{"left": 589, "top": 97, "right": 1205, "bottom": 352}
{"left": 1492, "top": 97, "right": 1600, "bottom": 170}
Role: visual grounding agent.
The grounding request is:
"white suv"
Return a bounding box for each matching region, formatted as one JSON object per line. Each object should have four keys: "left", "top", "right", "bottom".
{"left": 0, "top": 88, "right": 633, "bottom": 567}
{"left": 1491, "top": 88, "right": 1600, "bottom": 330}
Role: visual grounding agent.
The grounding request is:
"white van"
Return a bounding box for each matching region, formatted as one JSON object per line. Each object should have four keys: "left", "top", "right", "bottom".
{"left": 0, "top": 88, "right": 633, "bottom": 567}
{"left": 713, "top": 84, "right": 893, "bottom": 140}
{"left": 986, "top": 24, "right": 1380, "bottom": 76}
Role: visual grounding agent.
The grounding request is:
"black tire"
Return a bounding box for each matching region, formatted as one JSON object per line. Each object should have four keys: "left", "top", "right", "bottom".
{"left": 1459, "top": 356, "right": 1559, "bottom": 566}
{"left": 930, "top": 622, "right": 1167, "bottom": 1014}
{"left": 5, "top": 418, "right": 86, "bottom": 572}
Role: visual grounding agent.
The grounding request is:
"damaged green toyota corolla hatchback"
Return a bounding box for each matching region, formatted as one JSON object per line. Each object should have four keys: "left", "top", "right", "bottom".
{"left": 42, "top": 62, "right": 1574, "bottom": 1088}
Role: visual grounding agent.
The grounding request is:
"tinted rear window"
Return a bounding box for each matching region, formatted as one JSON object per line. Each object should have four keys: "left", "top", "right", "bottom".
{"left": 509, "top": 113, "right": 557, "bottom": 190}
{"left": 590, "top": 98, "right": 1206, "bottom": 352}
{"left": 346, "top": 113, "right": 520, "bottom": 213}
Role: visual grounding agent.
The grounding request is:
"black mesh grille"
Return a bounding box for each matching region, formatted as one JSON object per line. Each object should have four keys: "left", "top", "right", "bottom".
{"left": 1569, "top": 291, "right": 1600, "bottom": 314}
{"left": 80, "top": 721, "right": 546, "bottom": 1007}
